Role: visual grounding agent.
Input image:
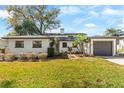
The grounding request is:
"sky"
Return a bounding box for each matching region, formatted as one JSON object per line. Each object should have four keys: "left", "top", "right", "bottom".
{"left": 0, "top": 5, "right": 124, "bottom": 37}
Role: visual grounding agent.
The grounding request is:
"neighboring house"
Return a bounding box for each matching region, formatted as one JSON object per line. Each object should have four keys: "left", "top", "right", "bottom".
{"left": 0, "top": 33, "right": 118, "bottom": 56}
{"left": 117, "top": 36, "right": 124, "bottom": 50}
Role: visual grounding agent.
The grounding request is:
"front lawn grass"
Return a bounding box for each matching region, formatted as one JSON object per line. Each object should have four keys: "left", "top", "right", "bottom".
{"left": 0, "top": 57, "right": 124, "bottom": 88}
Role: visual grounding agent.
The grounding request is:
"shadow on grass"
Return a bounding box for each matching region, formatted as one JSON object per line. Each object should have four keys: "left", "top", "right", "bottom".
{"left": 0, "top": 80, "right": 16, "bottom": 88}
{"left": 61, "top": 79, "right": 108, "bottom": 88}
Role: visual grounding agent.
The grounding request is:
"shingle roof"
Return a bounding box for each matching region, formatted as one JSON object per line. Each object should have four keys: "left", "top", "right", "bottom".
{"left": 2, "top": 36, "right": 52, "bottom": 39}
{"left": 44, "top": 33, "right": 85, "bottom": 35}
{"left": 2, "top": 33, "right": 84, "bottom": 39}
{"left": 59, "top": 37, "right": 76, "bottom": 41}
{"left": 89, "top": 36, "right": 119, "bottom": 39}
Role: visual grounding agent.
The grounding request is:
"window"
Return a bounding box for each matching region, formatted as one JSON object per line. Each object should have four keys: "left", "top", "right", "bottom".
{"left": 62, "top": 42, "right": 67, "bottom": 48}
{"left": 33, "top": 41, "right": 42, "bottom": 48}
{"left": 15, "top": 41, "right": 24, "bottom": 48}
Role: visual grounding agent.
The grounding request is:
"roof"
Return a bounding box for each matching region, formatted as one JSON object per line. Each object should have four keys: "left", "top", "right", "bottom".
{"left": 59, "top": 37, "right": 76, "bottom": 41}
{"left": 90, "top": 36, "right": 119, "bottom": 39}
{"left": 2, "top": 36, "right": 52, "bottom": 39}
{"left": 43, "top": 33, "right": 85, "bottom": 35}
{"left": 2, "top": 33, "right": 84, "bottom": 39}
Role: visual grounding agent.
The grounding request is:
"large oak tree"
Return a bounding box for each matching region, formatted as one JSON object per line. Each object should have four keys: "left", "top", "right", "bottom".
{"left": 7, "top": 5, "right": 60, "bottom": 35}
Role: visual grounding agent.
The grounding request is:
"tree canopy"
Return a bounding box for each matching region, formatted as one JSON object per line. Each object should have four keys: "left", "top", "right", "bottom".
{"left": 7, "top": 30, "right": 19, "bottom": 36}
{"left": 72, "top": 33, "right": 89, "bottom": 54}
{"left": 104, "top": 28, "right": 124, "bottom": 36}
{"left": 7, "top": 5, "right": 60, "bottom": 35}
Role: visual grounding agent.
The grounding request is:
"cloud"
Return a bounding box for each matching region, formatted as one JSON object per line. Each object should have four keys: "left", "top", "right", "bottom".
{"left": 84, "top": 23, "right": 97, "bottom": 28}
{"left": 46, "top": 28, "right": 60, "bottom": 33}
{"left": 117, "top": 18, "right": 124, "bottom": 28}
{"left": 60, "top": 6, "right": 81, "bottom": 15}
{"left": 73, "top": 17, "right": 92, "bottom": 26}
{"left": 73, "top": 18, "right": 86, "bottom": 25}
{"left": 89, "top": 11, "right": 99, "bottom": 17}
{"left": 121, "top": 18, "right": 124, "bottom": 24}
{"left": 79, "top": 5, "right": 100, "bottom": 11}
{"left": 102, "top": 8, "right": 124, "bottom": 15}
{"left": 0, "top": 10, "right": 10, "bottom": 19}
{"left": 118, "top": 24, "right": 124, "bottom": 28}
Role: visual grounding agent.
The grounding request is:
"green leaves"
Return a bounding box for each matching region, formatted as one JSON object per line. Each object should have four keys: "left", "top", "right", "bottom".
{"left": 76, "top": 34, "right": 88, "bottom": 43}
{"left": 104, "top": 28, "right": 124, "bottom": 36}
{"left": 72, "top": 34, "right": 89, "bottom": 53}
{"left": 7, "top": 5, "right": 60, "bottom": 36}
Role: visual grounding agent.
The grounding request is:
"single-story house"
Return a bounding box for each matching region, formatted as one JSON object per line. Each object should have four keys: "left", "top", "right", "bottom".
{"left": 0, "top": 33, "right": 118, "bottom": 56}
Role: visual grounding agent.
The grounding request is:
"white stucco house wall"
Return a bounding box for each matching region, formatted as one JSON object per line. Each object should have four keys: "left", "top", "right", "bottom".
{"left": 0, "top": 39, "right": 8, "bottom": 49}
{"left": 0, "top": 33, "right": 82, "bottom": 54}
{"left": 6, "top": 38, "right": 50, "bottom": 54}
{"left": 0, "top": 33, "right": 118, "bottom": 56}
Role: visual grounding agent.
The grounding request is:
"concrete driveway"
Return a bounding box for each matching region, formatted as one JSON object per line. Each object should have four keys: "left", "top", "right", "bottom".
{"left": 102, "top": 56, "right": 124, "bottom": 65}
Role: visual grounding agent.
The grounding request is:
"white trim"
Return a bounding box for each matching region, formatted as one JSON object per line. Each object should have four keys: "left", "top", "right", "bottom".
{"left": 91, "top": 39, "right": 117, "bottom": 56}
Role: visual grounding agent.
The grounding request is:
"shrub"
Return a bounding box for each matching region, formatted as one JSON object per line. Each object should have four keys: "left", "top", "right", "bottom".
{"left": 56, "top": 52, "right": 68, "bottom": 59}
{"left": 74, "top": 51, "right": 80, "bottom": 54}
{"left": 47, "top": 47, "right": 54, "bottom": 57}
{"left": 83, "top": 54, "right": 95, "bottom": 57}
{"left": 18, "top": 53, "right": 27, "bottom": 61}
{"left": 4, "top": 54, "right": 16, "bottom": 62}
{"left": 0, "top": 54, "right": 4, "bottom": 61}
{"left": 89, "top": 54, "right": 95, "bottom": 57}
{"left": 38, "top": 53, "right": 47, "bottom": 61}
{"left": 27, "top": 53, "right": 38, "bottom": 62}
{"left": 0, "top": 49, "right": 5, "bottom": 54}
{"left": 68, "top": 47, "right": 72, "bottom": 54}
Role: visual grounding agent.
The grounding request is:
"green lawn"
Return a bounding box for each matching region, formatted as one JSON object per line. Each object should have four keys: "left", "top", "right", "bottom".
{"left": 0, "top": 57, "right": 124, "bottom": 88}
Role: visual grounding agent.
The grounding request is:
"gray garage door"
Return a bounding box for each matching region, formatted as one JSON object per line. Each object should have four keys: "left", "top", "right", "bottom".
{"left": 93, "top": 41, "right": 112, "bottom": 56}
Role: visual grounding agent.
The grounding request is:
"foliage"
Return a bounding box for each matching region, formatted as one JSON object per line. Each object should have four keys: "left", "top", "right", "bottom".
{"left": 49, "top": 38, "right": 55, "bottom": 48}
{"left": 53, "top": 37, "right": 59, "bottom": 55}
{"left": 118, "top": 49, "right": 124, "bottom": 52}
{"left": 49, "top": 37, "right": 59, "bottom": 55}
{"left": 38, "top": 53, "right": 47, "bottom": 60}
{"left": 18, "top": 53, "right": 27, "bottom": 61}
{"left": 0, "top": 58, "right": 124, "bottom": 87}
{"left": 0, "top": 49, "right": 5, "bottom": 53}
{"left": 68, "top": 47, "right": 72, "bottom": 54}
{"left": 0, "top": 54, "right": 4, "bottom": 61}
{"left": 58, "top": 52, "right": 68, "bottom": 58}
{"left": 7, "top": 31, "right": 19, "bottom": 36}
{"left": 68, "top": 35, "right": 73, "bottom": 39}
{"left": 0, "top": 80, "right": 16, "bottom": 88}
{"left": 72, "top": 34, "right": 89, "bottom": 54}
{"left": 104, "top": 28, "right": 124, "bottom": 36}
{"left": 27, "top": 53, "right": 38, "bottom": 61}
{"left": 4, "top": 54, "right": 16, "bottom": 61}
{"left": 7, "top": 5, "right": 60, "bottom": 35}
